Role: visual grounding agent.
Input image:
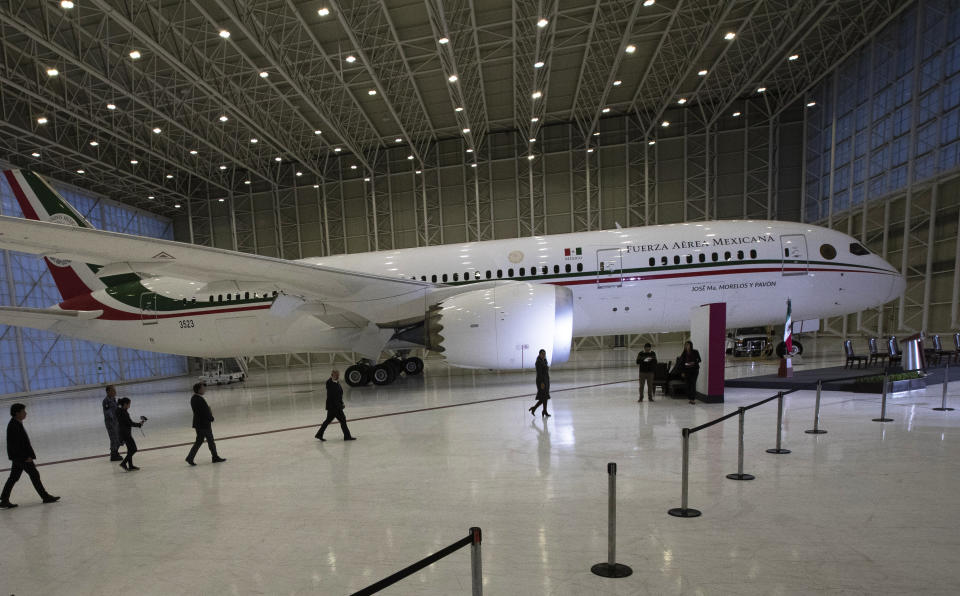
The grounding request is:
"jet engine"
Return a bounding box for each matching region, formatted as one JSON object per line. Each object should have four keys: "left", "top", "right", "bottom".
{"left": 425, "top": 282, "right": 573, "bottom": 369}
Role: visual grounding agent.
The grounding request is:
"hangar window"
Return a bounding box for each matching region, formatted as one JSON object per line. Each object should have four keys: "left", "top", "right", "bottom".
{"left": 673, "top": 255, "right": 680, "bottom": 265}
{"left": 577, "top": 263, "right": 583, "bottom": 272}
{"left": 649, "top": 257, "right": 655, "bottom": 267}
{"left": 519, "top": 267, "right": 526, "bottom": 276}
{"left": 711, "top": 252, "right": 718, "bottom": 262}
{"left": 431, "top": 275, "right": 437, "bottom": 282}
{"left": 554, "top": 265, "right": 560, "bottom": 274}
{"left": 750, "top": 249, "right": 757, "bottom": 259}
{"left": 508, "top": 268, "right": 514, "bottom": 277}
{"left": 497, "top": 269, "right": 503, "bottom": 278}
{"left": 442, "top": 274, "right": 448, "bottom": 282}
{"left": 698, "top": 253, "right": 705, "bottom": 263}
{"left": 737, "top": 250, "right": 744, "bottom": 260}
{"left": 565, "top": 263, "right": 571, "bottom": 273}
{"left": 685, "top": 255, "right": 693, "bottom": 264}
{"left": 724, "top": 251, "right": 731, "bottom": 261}
{"left": 486, "top": 270, "right": 491, "bottom": 279}
{"left": 849, "top": 242, "right": 869, "bottom": 256}
{"left": 453, "top": 273, "right": 459, "bottom": 281}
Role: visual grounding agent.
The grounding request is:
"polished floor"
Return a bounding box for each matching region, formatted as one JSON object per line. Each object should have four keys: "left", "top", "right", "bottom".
{"left": 1, "top": 341, "right": 958, "bottom": 595}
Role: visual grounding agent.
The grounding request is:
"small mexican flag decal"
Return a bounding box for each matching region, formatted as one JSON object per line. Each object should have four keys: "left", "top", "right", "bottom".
{"left": 564, "top": 247, "right": 582, "bottom": 257}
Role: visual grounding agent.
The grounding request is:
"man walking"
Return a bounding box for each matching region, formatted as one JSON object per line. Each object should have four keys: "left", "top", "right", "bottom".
{"left": 102, "top": 385, "right": 122, "bottom": 461}
{"left": 315, "top": 370, "right": 356, "bottom": 441}
{"left": 185, "top": 383, "right": 226, "bottom": 465}
{"left": 1, "top": 404, "right": 59, "bottom": 509}
{"left": 636, "top": 343, "right": 657, "bottom": 402}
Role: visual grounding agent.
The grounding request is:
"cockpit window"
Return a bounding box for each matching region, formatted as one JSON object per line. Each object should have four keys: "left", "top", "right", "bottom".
{"left": 849, "top": 243, "right": 869, "bottom": 256}
{"left": 820, "top": 244, "right": 837, "bottom": 260}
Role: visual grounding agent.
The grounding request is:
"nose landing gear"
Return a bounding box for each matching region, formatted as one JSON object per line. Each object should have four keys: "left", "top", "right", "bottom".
{"left": 344, "top": 355, "right": 425, "bottom": 387}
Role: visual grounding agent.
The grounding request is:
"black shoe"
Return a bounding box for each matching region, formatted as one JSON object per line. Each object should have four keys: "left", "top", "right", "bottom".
{"left": 0, "top": 501, "right": 17, "bottom": 509}
{"left": 110, "top": 454, "right": 123, "bottom": 462}
{"left": 127, "top": 465, "right": 140, "bottom": 471}
{"left": 185, "top": 457, "right": 196, "bottom": 466}
{"left": 212, "top": 457, "right": 227, "bottom": 463}
{"left": 529, "top": 407, "right": 536, "bottom": 416}
{"left": 649, "top": 397, "right": 655, "bottom": 402}
{"left": 638, "top": 397, "right": 644, "bottom": 402}
{"left": 542, "top": 412, "right": 551, "bottom": 417}
{"left": 317, "top": 436, "right": 326, "bottom": 441}
{"left": 344, "top": 437, "right": 357, "bottom": 441}
{"left": 119, "top": 462, "right": 129, "bottom": 471}
{"left": 689, "top": 400, "right": 696, "bottom": 405}
{"left": 41, "top": 495, "right": 60, "bottom": 504}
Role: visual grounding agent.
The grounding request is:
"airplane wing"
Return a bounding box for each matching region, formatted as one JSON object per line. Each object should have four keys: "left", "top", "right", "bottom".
{"left": 0, "top": 215, "right": 433, "bottom": 323}
{"left": 0, "top": 306, "right": 103, "bottom": 330}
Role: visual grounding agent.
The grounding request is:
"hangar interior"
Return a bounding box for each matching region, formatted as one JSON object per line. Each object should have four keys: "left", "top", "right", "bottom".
{"left": 1, "top": 1, "right": 960, "bottom": 594}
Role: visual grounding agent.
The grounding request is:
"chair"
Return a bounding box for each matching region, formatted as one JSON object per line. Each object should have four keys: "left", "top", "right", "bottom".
{"left": 887, "top": 337, "right": 902, "bottom": 367}
{"left": 844, "top": 340, "right": 867, "bottom": 369}
{"left": 867, "top": 337, "right": 888, "bottom": 367}
{"left": 931, "top": 334, "right": 956, "bottom": 365}
{"left": 652, "top": 362, "right": 670, "bottom": 395}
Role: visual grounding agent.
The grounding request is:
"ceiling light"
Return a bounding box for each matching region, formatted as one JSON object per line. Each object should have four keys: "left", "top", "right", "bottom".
{"left": 218, "top": 198, "right": 225, "bottom": 203}
{"left": 448, "top": 74, "right": 458, "bottom": 82}
{"left": 107, "top": 103, "right": 117, "bottom": 110}
{"left": 148, "top": 195, "right": 155, "bottom": 200}
{"left": 363, "top": 177, "right": 370, "bottom": 182}
{"left": 528, "top": 155, "right": 536, "bottom": 160}
{"left": 648, "top": 140, "right": 656, "bottom": 145}
{"left": 89, "top": 141, "right": 99, "bottom": 147}
{"left": 462, "top": 127, "right": 470, "bottom": 133}
{"left": 643, "top": 0, "right": 656, "bottom": 6}
{"left": 625, "top": 44, "right": 637, "bottom": 54}
{"left": 806, "top": 101, "right": 816, "bottom": 107}
{"left": 613, "top": 80, "right": 622, "bottom": 86}
{"left": 166, "top": 174, "right": 173, "bottom": 179}
{"left": 368, "top": 89, "right": 377, "bottom": 95}
{"left": 46, "top": 68, "right": 59, "bottom": 77}
{"left": 602, "top": 107, "right": 611, "bottom": 113}
{"left": 537, "top": 18, "right": 548, "bottom": 28}
{"left": 259, "top": 71, "right": 269, "bottom": 78}
{"left": 534, "top": 61, "right": 544, "bottom": 68}
{"left": 76, "top": 169, "right": 85, "bottom": 174}
{"left": 788, "top": 54, "right": 799, "bottom": 61}
{"left": 190, "top": 150, "right": 198, "bottom": 155}
{"left": 296, "top": 171, "right": 303, "bottom": 176}
{"left": 529, "top": 138, "right": 536, "bottom": 142}
{"left": 698, "top": 69, "right": 708, "bottom": 76}
{"left": 245, "top": 180, "right": 252, "bottom": 185}
{"left": 415, "top": 170, "right": 422, "bottom": 174}
{"left": 152, "top": 127, "right": 162, "bottom": 134}
{"left": 455, "top": 106, "right": 464, "bottom": 112}
{"left": 732, "top": 111, "right": 742, "bottom": 117}
{"left": 250, "top": 138, "right": 258, "bottom": 143}
{"left": 407, "top": 155, "right": 414, "bottom": 160}
{"left": 586, "top": 148, "right": 594, "bottom": 153}
{"left": 219, "top": 165, "right": 227, "bottom": 170}
{"left": 661, "top": 120, "right": 670, "bottom": 127}
{"left": 724, "top": 32, "right": 736, "bottom": 40}
{"left": 756, "top": 87, "right": 766, "bottom": 93}
{"left": 350, "top": 165, "right": 357, "bottom": 170}
{"left": 466, "top": 148, "right": 474, "bottom": 153}
{"left": 531, "top": 90, "right": 542, "bottom": 99}
{"left": 470, "top": 163, "right": 477, "bottom": 168}
{"left": 36, "top": 117, "right": 48, "bottom": 124}
{"left": 219, "top": 115, "right": 228, "bottom": 121}
{"left": 174, "top": 204, "right": 181, "bottom": 208}
{"left": 312, "top": 130, "right": 322, "bottom": 136}
{"left": 31, "top": 152, "right": 40, "bottom": 157}
{"left": 219, "top": 30, "right": 231, "bottom": 39}
{"left": 394, "top": 138, "right": 403, "bottom": 143}
{"left": 313, "top": 184, "right": 320, "bottom": 189}
{"left": 129, "top": 50, "right": 141, "bottom": 60}
{"left": 318, "top": 8, "right": 330, "bottom": 17}
{"left": 130, "top": 159, "right": 138, "bottom": 165}
{"left": 677, "top": 98, "right": 687, "bottom": 105}
{"left": 345, "top": 55, "right": 356, "bottom": 63}
{"left": 334, "top": 147, "right": 342, "bottom": 152}
{"left": 438, "top": 37, "right": 449, "bottom": 44}
{"left": 274, "top": 157, "right": 282, "bottom": 162}
{"left": 60, "top": 1, "right": 74, "bottom": 8}
{"left": 593, "top": 132, "right": 600, "bottom": 136}
{"left": 531, "top": 117, "right": 539, "bottom": 122}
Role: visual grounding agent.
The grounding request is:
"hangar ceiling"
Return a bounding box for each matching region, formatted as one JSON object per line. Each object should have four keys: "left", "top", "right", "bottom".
{"left": 0, "top": 0, "right": 910, "bottom": 216}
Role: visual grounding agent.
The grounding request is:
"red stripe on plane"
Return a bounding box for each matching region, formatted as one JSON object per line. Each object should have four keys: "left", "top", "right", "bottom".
{"left": 552, "top": 266, "right": 889, "bottom": 286}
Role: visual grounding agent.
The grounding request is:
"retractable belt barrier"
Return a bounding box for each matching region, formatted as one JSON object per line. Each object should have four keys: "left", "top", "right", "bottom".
{"left": 350, "top": 527, "right": 482, "bottom": 596}
{"left": 591, "top": 463, "right": 633, "bottom": 578}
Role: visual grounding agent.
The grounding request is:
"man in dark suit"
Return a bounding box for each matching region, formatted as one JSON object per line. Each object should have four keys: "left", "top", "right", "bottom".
{"left": 185, "top": 383, "right": 226, "bottom": 465}
{"left": 1, "top": 403, "right": 59, "bottom": 509}
{"left": 315, "top": 370, "right": 356, "bottom": 441}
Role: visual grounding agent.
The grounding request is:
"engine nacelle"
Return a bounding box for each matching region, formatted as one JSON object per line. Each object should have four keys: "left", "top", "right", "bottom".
{"left": 427, "top": 282, "right": 573, "bottom": 369}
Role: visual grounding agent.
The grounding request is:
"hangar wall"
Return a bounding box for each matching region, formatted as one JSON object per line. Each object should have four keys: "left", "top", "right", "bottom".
{"left": 172, "top": 106, "right": 802, "bottom": 366}
{"left": 805, "top": 0, "right": 960, "bottom": 338}
{"left": 0, "top": 172, "right": 187, "bottom": 397}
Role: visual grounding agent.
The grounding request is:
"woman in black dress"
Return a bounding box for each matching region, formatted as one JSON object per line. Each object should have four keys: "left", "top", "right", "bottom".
{"left": 678, "top": 341, "right": 702, "bottom": 405}
{"left": 116, "top": 397, "right": 144, "bottom": 471}
{"left": 529, "top": 349, "right": 551, "bottom": 417}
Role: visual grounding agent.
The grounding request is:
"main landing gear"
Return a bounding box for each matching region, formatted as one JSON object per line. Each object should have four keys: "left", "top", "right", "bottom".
{"left": 344, "top": 356, "right": 424, "bottom": 387}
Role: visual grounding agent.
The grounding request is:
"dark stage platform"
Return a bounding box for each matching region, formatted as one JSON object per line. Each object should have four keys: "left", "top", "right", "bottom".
{"left": 725, "top": 362, "right": 960, "bottom": 391}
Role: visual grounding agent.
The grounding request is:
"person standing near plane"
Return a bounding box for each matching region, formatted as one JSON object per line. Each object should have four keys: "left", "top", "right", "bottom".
{"left": 186, "top": 383, "right": 226, "bottom": 465}
{"left": 102, "top": 385, "right": 122, "bottom": 462}
{"left": 0, "top": 403, "right": 59, "bottom": 509}
{"left": 636, "top": 343, "right": 657, "bottom": 402}
{"left": 678, "top": 341, "right": 702, "bottom": 405}
{"left": 116, "top": 397, "right": 144, "bottom": 471}
{"left": 529, "top": 349, "right": 551, "bottom": 417}
{"left": 316, "top": 370, "right": 356, "bottom": 441}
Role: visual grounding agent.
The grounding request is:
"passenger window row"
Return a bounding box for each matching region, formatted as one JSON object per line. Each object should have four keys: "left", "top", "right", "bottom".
{"left": 415, "top": 262, "right": 585, "bottom": 283}
{"left": 646, "top": 249, "right": 758, "bottom": 267}
{"left": 203, "top": 290, "right": 279, "bottom": 303}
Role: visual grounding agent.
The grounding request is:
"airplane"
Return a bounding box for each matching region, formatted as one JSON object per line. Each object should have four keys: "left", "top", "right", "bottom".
{"left": 0, "top": 169, "right": 905, "bottom": 387}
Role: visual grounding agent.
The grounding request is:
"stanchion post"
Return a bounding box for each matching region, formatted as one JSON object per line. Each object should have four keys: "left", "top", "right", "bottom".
{"left": 470, "top": 527, "right": 482, "bottom": 596}
{"left": 727, "top": 407, "right": 755, "bottom": 480}
{"left": 766, "top": 392, "right": 791, "bottom": 454}
{"left": 934, "top": 361, "right": 954, "bottom": 411}
{"left": 668, "top": 428, "right": 701, "bottom": 518}
{"left": 873, "top": 371, "right": 893, "bottom": 422}
{"left": 805, "top": 379, "right": 828, "bottom": 434}
{"left": 591, "top": 463, "right": 633, "bottom": 578}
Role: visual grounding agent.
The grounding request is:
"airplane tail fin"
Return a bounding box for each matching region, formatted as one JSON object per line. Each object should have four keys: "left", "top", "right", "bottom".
{"left": 2, "top": 169, "right": 109, "bottom": 300}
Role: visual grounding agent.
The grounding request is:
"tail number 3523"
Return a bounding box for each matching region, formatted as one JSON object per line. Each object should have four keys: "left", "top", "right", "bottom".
{"left": 178, "top": 319, "right": 195, "bottom": 329}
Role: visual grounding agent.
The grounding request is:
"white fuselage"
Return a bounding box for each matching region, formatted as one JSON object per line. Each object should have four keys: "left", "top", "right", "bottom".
{"left": 50, "top": 220, "right": 904, "bottom": 359}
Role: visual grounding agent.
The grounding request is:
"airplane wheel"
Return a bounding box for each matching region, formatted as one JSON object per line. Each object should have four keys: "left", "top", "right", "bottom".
{"left": 384, "top": 358, "right": 403, "bottom": 377}
{"left": 345, "top": 364, "right": 370, "bottom": 387}
{"left": 371, "top": 363, "right": 396, "bottom": 385}
{"left": 775, "top": 341, "right": 803, "bottom": 357}
{"left": 402, "top": 357, "right": 424, "bottom": 375}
